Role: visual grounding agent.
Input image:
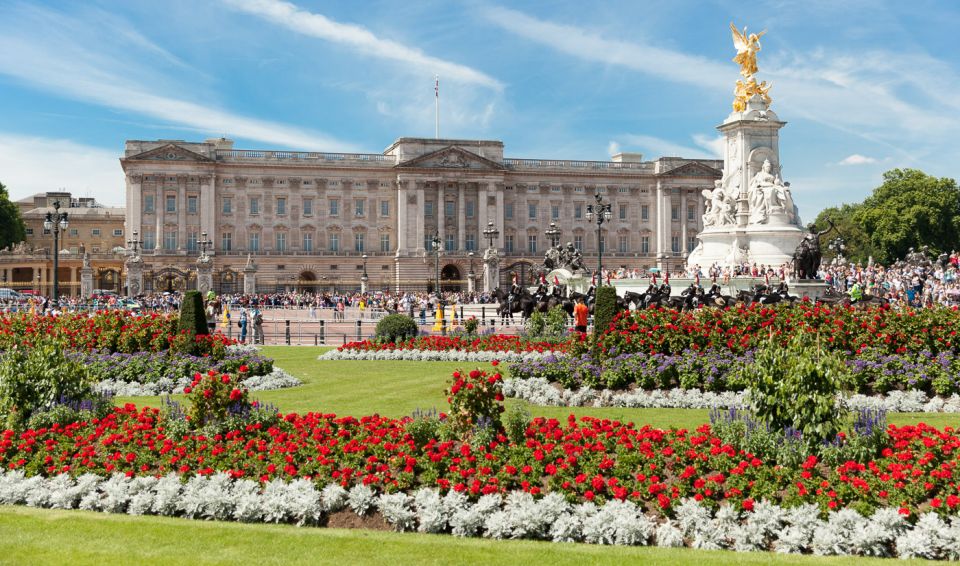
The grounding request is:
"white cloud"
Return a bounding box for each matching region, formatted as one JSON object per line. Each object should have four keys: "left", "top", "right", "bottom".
{"left": 482, "top": 7, "right": 960, "bottom": 149}
{"left": 481, "top": 6, "right": 728, "bottom": 89}
{"left": 0, "top": 133, "right": 126, "bottom": 207}
{"left": 838, "top": 154, "right": 878, "bottom": 166}
{"left": 692, "top": 134, "right": 724, "bottom": 158}
{"left": 224, "top": 0, "right": 503, "bottom": 91}
{"left": 0, "top": 5, "right": 357, "bottom": 151}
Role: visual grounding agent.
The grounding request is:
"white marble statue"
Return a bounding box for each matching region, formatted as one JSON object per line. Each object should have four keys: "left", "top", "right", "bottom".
{"left": 702, "top": 180, "right": 737, "bottom": 228}
{"left": 748, "top": 158, "right": 790, "bottom": 223}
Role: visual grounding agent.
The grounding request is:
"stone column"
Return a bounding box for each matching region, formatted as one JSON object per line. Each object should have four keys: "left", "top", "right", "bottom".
{"left": 80, "top": 254, "right": 94, "bottom": 298}
{"left": 415, "top": 182, "right": 425, "bottom": 252}
{"left": 655, "top": 180, "right": 665, "bottom": 265}
{"left": 177, "top": 176, "right": 187, "bottom": 251}
{"left": 200, "top": 174, "right": 215, "bottom": 250}
{"left": 127, "top": 174, "right": 142, "bottom": 245}
{"left": 196, "top": 255, "right": 213, "bottom": 295}
{"left": 483, "top": 250, "right": 500, "bottom": 293}
{"left": 155, "top": 186, "right": 163, "bottom": 250}
{"left": 125, "top": 258, "right": 144, "bottom": 297}
{"left": 457, "top": 183, "right": 466, "bottom": 251}
{"left": 396, "top": 179, "right": 408, "bottom": 254}
{"left": 438, "top": 182, "right": 446, "bottom": 243}
{"left": 494, "top": 185, "right": 504, "bottom": 248}
{"left": 242, "top": 255, "right": 257, "bottom": 295}
{"left": 680, "top": 190, "right": 688, "bottom": 256}
{"left": 478, "top": 183, "right": 489, "bottom": 243}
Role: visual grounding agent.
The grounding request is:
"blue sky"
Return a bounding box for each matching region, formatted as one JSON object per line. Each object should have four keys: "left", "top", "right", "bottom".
{"left": 1, "top": 0, "right": 958, "bottom": 223}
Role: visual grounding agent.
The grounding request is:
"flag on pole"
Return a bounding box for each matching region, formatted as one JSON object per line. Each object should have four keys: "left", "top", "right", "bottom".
{"left": 651, "top": 273, "right": 657, "bottom": 286}
{"left": 665, "top": 272, "right": 669, "bottom": 285}
{"left": 553, "top": 275, "right": 561, "bottom": 286}
{"left": 539, "top": 273, "right": 547, "bottom": 285}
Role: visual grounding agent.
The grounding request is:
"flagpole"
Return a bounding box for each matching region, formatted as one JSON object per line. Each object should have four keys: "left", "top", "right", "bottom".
{"left": 434, "top": 75, "right": 440, "bottom": 139}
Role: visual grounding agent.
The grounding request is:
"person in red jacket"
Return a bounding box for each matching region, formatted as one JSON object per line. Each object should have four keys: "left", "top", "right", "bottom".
{"left": 574, "top": 297, "right": 589, "bottom": 334}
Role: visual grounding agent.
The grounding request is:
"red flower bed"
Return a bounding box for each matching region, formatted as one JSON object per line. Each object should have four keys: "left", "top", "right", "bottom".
{"left": 2, "top": 405, "right": 957, "bottom": 516}
{"left": 0, "top": 311, "right": 234, "bottom": 355}
{"left": 338, "top": 335, "right": 569, "bottom": 354}
{"left": 595, "top": 302, "right": 960, "bottom": 357}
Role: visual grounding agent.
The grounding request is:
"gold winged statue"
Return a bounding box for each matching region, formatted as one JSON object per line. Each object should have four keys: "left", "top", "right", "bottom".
{"left": 730, "top": 22, "right": 765, "bottom": 78}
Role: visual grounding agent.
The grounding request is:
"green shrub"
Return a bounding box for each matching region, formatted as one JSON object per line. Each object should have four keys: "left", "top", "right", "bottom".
{"left": 0, "top": 340, "right": 93, "bottom": 428}
{"left": 405, "top": 410, "right": 444, "bottom": 448}
{"left": 741, "top": 334, "right": 851, "bottom": 451}
{"left": 375, "top": 314, "right": 419, "bottom": 343}
{"left": 545, "top": 306, "right": 568, "bottom": 338}
{"left": 463, "top": 316, "right": 479, "bottom": 335}
{"left": 503, "top": 404, "right": 531, "bottom": 445}
{"left": 524, "top": 311, "right": 546, "bottom": 338}
{"left": 26, "top": 394, "right": 114, "bottom": 430}
{"left": 593, "top": 286, "right": 618, "bottom": 336}
{"left": 177, "top": 290, "right": 209, "bottom": 338}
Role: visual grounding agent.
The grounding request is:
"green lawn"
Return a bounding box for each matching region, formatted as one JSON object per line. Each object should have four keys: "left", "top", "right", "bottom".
{"left": 0, "top": 506, "right": 934, "bottom": 566}
{"left": 115, "top": 346, "right": 960, "bottom": 430}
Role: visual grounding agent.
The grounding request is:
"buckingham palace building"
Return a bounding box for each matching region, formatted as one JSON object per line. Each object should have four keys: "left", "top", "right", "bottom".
{"left": 120, "top": 136, "right": 721, "bottom": 294}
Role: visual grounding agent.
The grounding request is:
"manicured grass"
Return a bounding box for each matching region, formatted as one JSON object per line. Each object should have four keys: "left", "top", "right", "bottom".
{"left": 115, "top": 346, "right": 960, "bottom": 430}
{"left": 0, "top": 506, "right": 933, "bottom": 566}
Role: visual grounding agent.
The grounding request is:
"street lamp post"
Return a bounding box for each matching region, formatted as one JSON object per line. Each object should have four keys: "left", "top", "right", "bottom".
{"left": 483, "top": 220, "right": 500, "bottom": 250}
{"left": 545, "top": 222, "right": 561, "bottom": 249}
{"left": 828, "top": 236, "right": 847, "bottom": 266}
{"left": 584, "top": 191, "right": 612, "bottom": 283}
{"left": 127, "top": 230, "right": 142, "bottom": 256}
{"left": 197, "top": 231, "right": 213, "bottom": 258}
{"left": 431, "top": 232, "right": 442, "bottom": 294}
{"left": 43, "top": 200, "right": 69, "bottom": 302}
{"left": 361, "top": 254, "right": 369, "bottom": 293}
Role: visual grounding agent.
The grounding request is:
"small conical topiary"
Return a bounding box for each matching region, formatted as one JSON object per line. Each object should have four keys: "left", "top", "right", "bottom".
{"left": 178, "top": 290, "right": 209, "bottom": 337}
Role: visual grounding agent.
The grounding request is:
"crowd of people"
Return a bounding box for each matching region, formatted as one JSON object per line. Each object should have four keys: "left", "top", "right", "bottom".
{"left": 4, "top": 249, "right": 960, "bottom": 315}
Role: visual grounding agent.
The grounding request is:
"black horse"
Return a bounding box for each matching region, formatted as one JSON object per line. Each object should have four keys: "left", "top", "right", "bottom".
{"left": 492, "top": 287, "right": 536, "bottom": 321}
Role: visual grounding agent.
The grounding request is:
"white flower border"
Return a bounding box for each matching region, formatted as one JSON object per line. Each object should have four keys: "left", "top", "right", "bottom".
{"left": 502, "top": 377, "right": 960, "bottom": 413}
{"left": 319, "top": 349, "right": 561, "bottom": 363}
{"left": 93, "top": 368, "right": 302, "bottom": 397}
{"left": 1, "top": 470, "right": 958, "bottom": 559}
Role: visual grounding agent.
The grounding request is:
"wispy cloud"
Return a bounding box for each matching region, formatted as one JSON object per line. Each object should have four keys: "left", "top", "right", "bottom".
{"left": 0, "top": 4, "right": 356, "bottom": 150}
{"left": 481, "top": 5, "right": 728, "bottom": 89}
{"left": 0, "top": 133, "right": 126, "bottom": 206}
{"left": 837, "top": 154, "right": 878, "bottom": 166}
{"left": 482, "top": 6, "right": 960, "bottom": 148}
{"left": 224, "top": 0, "right": 503, "bottom": 91}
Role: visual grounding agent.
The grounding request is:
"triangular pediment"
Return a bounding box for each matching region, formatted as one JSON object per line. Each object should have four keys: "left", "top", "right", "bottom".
{"left": 396, "top": 146, "right": 505, "bottom": 171}
{"left": 124, "top": 143, "right": 213, "bottom": 162}
{"left": 661, "top": 161, "right": 722, "bottom": 178}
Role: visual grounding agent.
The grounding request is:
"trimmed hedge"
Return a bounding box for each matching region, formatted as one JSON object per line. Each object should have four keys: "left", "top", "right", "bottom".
{"left": 178, "top": 290, "right": 209, "bottom": 338}
{"left": 593, "top": 285, "right": 618, "bottom": 335}
{"left": 375, "top": 314, "right": 419, "bottom": 342}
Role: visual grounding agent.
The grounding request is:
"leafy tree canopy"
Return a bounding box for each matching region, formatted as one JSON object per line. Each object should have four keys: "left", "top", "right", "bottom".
{"left": 0, "top": 182, "right": 27, "bottom": 250}
{"left": 813, "top": 169, "right": 960, "bottom": 265}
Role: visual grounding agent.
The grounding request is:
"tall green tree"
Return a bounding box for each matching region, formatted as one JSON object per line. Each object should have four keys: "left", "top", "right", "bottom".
{"left": 810, "top": 203, "right": 877, "bottom": 265}
{"left": 0, "top": 182, "right": 26, "bottom": 249}
{"left": 852, "top": 169, "right": 960, "bottom": 263}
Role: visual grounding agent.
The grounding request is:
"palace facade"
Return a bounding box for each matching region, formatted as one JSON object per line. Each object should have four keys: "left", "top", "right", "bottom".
{"left": 0, "top": 192, "right": 125, "bottom": 295}
{"left": 120, "top": 137, "right": 721, "bottom": 294}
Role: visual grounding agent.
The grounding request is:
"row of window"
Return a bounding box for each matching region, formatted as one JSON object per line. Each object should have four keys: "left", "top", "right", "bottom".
{"left": 144, "top": 194, "right": 701, "bottom": 226}
{"left": 143, "top": 195, "right": 393, "bottom": 218}
{"left": 26, "top": 228, "right": 123, "bottom": 237}
{"left": 140, "top": 229, "right": 697, "bottom": 255}
{"left": 143, "top": 232, "right": 394, "bottom": 253}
